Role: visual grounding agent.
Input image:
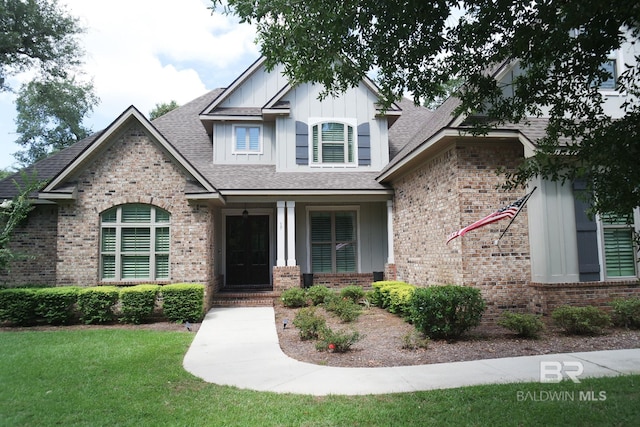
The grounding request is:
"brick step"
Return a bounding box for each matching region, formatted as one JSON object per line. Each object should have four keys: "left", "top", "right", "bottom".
{"left": 211, "top": 291, "right": 278, "bottom": 308}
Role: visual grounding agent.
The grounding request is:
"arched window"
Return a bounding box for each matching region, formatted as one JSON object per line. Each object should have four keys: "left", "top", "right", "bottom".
{"left": 311, "top": 121, "right": 356, "bottom": 165}
{"left": 100, "top": 204, "right": 170, "bottom": 281}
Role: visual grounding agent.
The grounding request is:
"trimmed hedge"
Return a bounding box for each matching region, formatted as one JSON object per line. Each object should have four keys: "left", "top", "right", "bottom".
{"left": 409, "top": 285, "right": 486, "bottom": 340}
{"left": 0, "top": 288, "right": 38, "bottom": 326}
{"left": 35, "top": 287, "right": 80, "bottom": 325}
{"left": 120, "top": 285, "right": 161, "bottom": 324}
{"left": 77, "top": 287, "right": 120, "bottom": 324}
{"left": 552, "top": 305, "right": 611, "bottom": 335}
{"left": 371, "top": 281, "right": 416, "bottom": 317}
{"left": 161, "top": 283, "right": 205, "bottom": 322}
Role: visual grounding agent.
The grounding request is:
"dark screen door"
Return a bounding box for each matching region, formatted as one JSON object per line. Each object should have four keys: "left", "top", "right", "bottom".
{"left": 225, "top": 215, "right": 270, "bottom": 286}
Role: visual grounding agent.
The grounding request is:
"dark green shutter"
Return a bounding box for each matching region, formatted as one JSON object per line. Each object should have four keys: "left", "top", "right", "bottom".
{"left": 573, "top": 181, "right": 600, "bottom": 281}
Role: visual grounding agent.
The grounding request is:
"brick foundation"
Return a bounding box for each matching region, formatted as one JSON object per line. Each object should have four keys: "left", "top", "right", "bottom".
{"left": 304, "top": 272, "right": 377, "bottom": 290}
{"left": 273, "top": 265, "right": 301, "bottom": 293}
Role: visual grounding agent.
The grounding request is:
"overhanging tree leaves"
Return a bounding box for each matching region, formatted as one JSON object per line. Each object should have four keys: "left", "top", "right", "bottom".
{"left": 14, "top": 76, "right": 98, "bottom": 165}
{"left": 149, "top": 100, "right": 179, "bottom": 120}
{"left": 216, "top": 0, "right": 640, "bottom": 217}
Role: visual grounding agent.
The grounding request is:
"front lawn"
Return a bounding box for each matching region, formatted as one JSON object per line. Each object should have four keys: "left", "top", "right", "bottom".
{"left": 1, "top": 329, "right": 638, "bottom": 426}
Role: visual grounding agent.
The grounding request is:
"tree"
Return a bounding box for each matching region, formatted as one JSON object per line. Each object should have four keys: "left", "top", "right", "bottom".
{"left": 149, "top": 100, "right": 179, "bottom": 120}
{"left": 0, "top": 0, "right": 83, "bottom": 92}
{"left": 14, "top": 76, "right": 98, "bottom": 165}
{"left": 216, "top": 0, "right": 640, "bottom": 218}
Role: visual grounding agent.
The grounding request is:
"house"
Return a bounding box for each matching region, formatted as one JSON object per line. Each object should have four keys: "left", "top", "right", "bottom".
{"left": 0, "top": 52, "right": 638, "bottom": 318}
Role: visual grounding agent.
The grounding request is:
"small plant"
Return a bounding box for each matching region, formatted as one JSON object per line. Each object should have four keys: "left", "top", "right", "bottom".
{"left": 401, "top": 330, "right": 430, "bottom": 350}
{"left": 316, "top": 327, "right": 362, "bottom": 353}
{"left": 409, "top": 285, "right": 486, "bottom": 340}
{"left": 281, "top": 288, "right": 308, "bottom": 308}
{"left": 292, "top": 307, "right": 326, "bottom": 340}
{"left": 324, "top": 294, "right": 362, "bottom": 322}
{"left": 610, "top": 297, "right": 640, "bottom": 329}
{"left": 305, "top": 285, "right": 332, "bottom": 306}
{"left": 497, "top": 311, "right": 545, "bottom": 339}
{"left": 340, "top": 285, "right": 365, "bottom": 303}
{"left": 551, "top": 305, "right": 611, "bottom": 335}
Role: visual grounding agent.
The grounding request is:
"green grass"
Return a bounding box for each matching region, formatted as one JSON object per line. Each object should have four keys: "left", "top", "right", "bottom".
{"left": 1, "top": 329, "right": 639, "bottom": 426}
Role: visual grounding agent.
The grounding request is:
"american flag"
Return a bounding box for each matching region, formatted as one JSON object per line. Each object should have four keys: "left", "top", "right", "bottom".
{"left": 446, "top": 191, "right": 532, "bottom": 244}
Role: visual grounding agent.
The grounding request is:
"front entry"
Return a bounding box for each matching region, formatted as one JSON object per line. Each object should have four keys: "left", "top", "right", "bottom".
{"left": 225, "top": 215, "right": 270, "bottom": 287}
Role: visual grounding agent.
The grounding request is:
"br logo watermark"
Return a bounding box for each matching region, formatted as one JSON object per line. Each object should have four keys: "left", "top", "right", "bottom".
{"left": 539, "top": 361, "right": 584, "bottom": 383}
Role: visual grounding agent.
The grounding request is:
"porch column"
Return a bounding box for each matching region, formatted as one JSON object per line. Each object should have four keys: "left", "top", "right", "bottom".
{"left": 276, "top": 201, "right": 286, "bottom": 266}
{"left": 286, "top": 201, "right": 297, "bottom": 266}
{"left": 387, "top": 200, "right": 395, "bottom": 264}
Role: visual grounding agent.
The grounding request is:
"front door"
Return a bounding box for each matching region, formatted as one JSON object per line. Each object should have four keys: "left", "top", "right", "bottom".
{"left": 225, "top": 215, "right": 270, "bottom": 286}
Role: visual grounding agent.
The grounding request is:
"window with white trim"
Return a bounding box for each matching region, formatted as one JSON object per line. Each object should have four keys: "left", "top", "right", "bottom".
{"left": 233, "top": 125, "right": 262, "bottom": 153}
{"left": 310, "top": 121, "right": 356, "bottom": 165}
{"left": 310, "top": 210, "right": 357, "bottom": 273}
{"left": 601, "top": 213, "right": 637, "bottom": 278}
{"left": 100, "top": 204, "right": 170, "bottom": 281}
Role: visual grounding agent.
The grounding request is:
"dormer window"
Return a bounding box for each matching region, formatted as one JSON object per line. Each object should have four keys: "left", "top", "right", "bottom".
{"left": 233, "top": 125, "right": 262, "bottom": 154}
{"left": 310, "top": 119, "right": 357, "bottom": 166}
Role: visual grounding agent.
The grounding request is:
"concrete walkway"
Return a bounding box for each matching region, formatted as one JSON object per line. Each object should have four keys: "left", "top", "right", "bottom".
{"left": 183, "top": 307, "right": 640, "bottom": 396}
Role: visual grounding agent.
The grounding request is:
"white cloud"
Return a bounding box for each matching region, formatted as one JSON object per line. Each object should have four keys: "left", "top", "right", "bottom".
{"left": 0, "top": 0, "right": 259, "bottom": 169}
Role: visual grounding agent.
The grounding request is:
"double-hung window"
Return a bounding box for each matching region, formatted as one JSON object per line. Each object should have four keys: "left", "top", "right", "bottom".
{"left": 101, "top": 204, "right": 170, "bottom": 281}
{"left": 310, "top": 210, "right": 358, "bottom": 273}
{"left": 310, "top": 120, "right": 356, "bottom": 165}
{"left": 233, "top": 125, "right": 262, "bottom": 153}
{"left": 601, "top": 213, "right": 637, "bottom": 278}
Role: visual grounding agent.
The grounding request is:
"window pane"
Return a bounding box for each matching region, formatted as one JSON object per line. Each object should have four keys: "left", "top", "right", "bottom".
{"left": 121, "top": 228, "right": 150, "bottom": 252}
{"left": 312, "top": 244, "right": 332, "bottom": 273}
{"left": 336, "top": 243, "right": 356, "bottom": 272}
{"left": 155, "top": 227, "right": 170, "bottom": 252}
{"left": 312, "top": 125, "right": 319, "bottom": 162}
{"left": 311, "top": 212, "right": 332, "bottom": 241}
{"left": 101, "top": 228, "right": 116, "bottom": 252}
{"left": 101, "top": 255, "right": 116, "bottom": 279}
{"left": 102, "top": 208, "right": 117, "bottom": 223}
{"left": 156, "top": 255, "right": 169, "bottom": 279}
{"left": 122, "top": 205, "right": 151, "bottom": 223}
{"left": 235, "top": 127, "right": 247, "bottom": 150}
{"left": 322, "top": 143, "right": 344, "bottom": 163}
{"left": 249, "top": 127, "right": 260, "bottom": 151}
{"left": 604, "top": 228, "right": 636, "bottom": 277}
{"left": 600, "top": 60, "right": 616, "bottom": 89}
{"left": 122, "top": 256, "right": 150, "bottom": 279}
{"left": 347, "top": 126, "right": 354, "bottom": 163}
{"left": 321, "top": 123, "right": 344, "bottom": 141}
{"left": 155, "top": 209, "right": 170, "bottom": 223}
{"left": 335, "top": 212, "right": 355, "bottom": 241}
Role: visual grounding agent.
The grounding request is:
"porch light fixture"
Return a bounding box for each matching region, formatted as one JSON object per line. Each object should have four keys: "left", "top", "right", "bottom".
{"left": 242, "top": 209, "right": 249, "bottom": 219}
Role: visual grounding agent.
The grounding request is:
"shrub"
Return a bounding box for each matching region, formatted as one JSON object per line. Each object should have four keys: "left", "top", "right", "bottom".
{"left": 497, "top": 311, "right": 545, "bottom": 339}
{"left": 401, "top": 330, "right": 430, "bottom": 350}
{"left": 292, "top": 307, "right": 326, "bottom": 340}
{"left": 161, "top": 283, "right": 204, "bottom": 322}
{"left": 34, "top": 287, "right": 80, "bottom": 325}
{"left": 0, "top": 288, "right": 38, "bottom": 326}
{"left": 339, "top": 285, "right": 365, "bottom": 303}
{"left": 371, "top": 281, "right": 416, "bottom": 317}
{"left": 120, "top": 285, "right": 161, "bottom": 324}
{"left": 305, "top": 285, "right": 332, "bottom": 306}
{"left": 552, "top": 306, "right": 611, "bottom": 335}
{"left": 324, "top": 294, "right": 362, "bottom": 322}
{"left": 77, "top": 287, "right": 120, "bottom": 324}
{"left": 409, "top": 285, "right": 486, "bottom": 340}
{"left": 316, "top": 327, "right": 362, "bottom": 353}
{"left": 281, "top": 288, "right": 308, "bottom": 308}
{"left": 610, "top": 297, "right": 640, "bottom": 329}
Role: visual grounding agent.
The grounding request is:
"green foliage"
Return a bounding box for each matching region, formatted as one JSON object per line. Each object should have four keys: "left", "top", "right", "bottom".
{"left": 119, "top": 284, "right": 160, "bottom": 324}
{"left": 161, "top": 283, "right": 204, "bottom": 322}
{"left": 305, "top": 285, "right": 332, "bottom": 306}
{"left": 292, "top": 306, "right": 326, "bottom": 340}
{"left": 77, "top": 286, "right": 119, "bottom": 324}
{"left": 0, "top": 288, "right": 37, "bottom": 325}
{"left": 14, "top": 76, "right": 98, "bottom": 166}
{"left": 551, "top": 306, "right": 611, "bottom": 335}
{"left": 149, "top": 100, "right": 179, "bottom": 120}
{"left": 324, "top": 294, "right": 361, "bottom": 323}
{"left": 34, "top": 286, "right": 80, "bottom": 325}
{"left": 401, "top": 330, "right": 430, "bottom": 350}
{"left": 497, "top": 311, "right": 545, "bottom": 339}
{"left": 409, "top": 285, "right": 486, "bottom": 340}
{"left": 339, "top": 285, "right": 365, "bottom": 303}
{"left": 221, "top": 0, "right": 640, "bottom": 218}
{"left": 610, "top": 297, "right": 640, "bottom": 329}
{"left": 315, "top": 327, "right": 361, "bottom": 353}
{"left": 371, "top": 281, "right": 416, "bottom": 317}
{"left": 281, "top": 287, "right": 308, "bottom": 308}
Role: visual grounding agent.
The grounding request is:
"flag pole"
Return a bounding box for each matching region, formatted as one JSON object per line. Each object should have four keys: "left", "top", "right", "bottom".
{"left": 494, "top": 186, "right": 537, "bottom": 245}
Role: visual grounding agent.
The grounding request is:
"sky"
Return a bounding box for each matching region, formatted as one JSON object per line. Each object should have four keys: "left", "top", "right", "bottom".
{"left": 0, "top": 0, "right": 260, "bottom": 170}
